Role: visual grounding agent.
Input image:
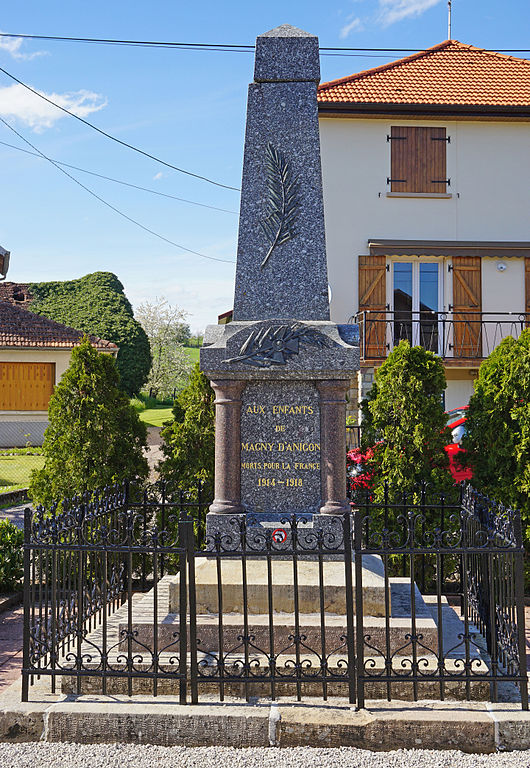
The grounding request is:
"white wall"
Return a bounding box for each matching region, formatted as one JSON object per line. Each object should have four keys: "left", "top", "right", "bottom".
{"left": 320, "top": 117, "right": 530, "bottom": 324}
{"left": 445, "top": 379, "right": 476, "bottom": 411}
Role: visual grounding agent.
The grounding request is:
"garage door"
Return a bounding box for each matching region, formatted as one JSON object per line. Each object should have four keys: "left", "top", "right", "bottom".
{"left": 0, "top": 362, "right": 55, "bottom": 411}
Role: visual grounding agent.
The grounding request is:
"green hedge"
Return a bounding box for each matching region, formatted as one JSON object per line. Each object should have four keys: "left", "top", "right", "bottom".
{"left": 0, "top": 519, "right": 23, "bottom": 592}
{"left": 28, "top": 272, "right": 151, "bottom": 395}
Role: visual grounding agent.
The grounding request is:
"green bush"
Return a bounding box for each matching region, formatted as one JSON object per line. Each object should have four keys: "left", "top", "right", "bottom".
{"left": 463, "top": 330, "right": 530, "bottom": 545}
{"left": 361, "top": 340, "right": 454, "bottom": 502}
{"left": 159, "top": 365, "right": 215, "bottom": 542}
{"left": 0, "top": 520, "right": 23, "bottom": 592}
{"left": 29, "top": 337, "right": 148, "bottom": 508}
{"left": 28, "top": 272, "right": 151, "bottom": 395}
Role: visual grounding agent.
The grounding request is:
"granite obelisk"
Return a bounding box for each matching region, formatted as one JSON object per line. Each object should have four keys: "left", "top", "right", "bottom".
{"left": 200, "top": 24, "right": 359, "bottom": 535}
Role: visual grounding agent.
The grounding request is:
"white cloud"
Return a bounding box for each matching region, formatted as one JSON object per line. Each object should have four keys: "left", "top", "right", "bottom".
{"left": 153, "top": 171, "right": 164, "bottom": 180}
{"left": 0, "top": 33, "right": 47, "bottom": 61}
{"left": 377, "top": 0, "right": 443, "bottom": 26}
{"left": 339, "top": 17, "right": 363, "bottom": 38}
{"left": 0, "top": 84, "right": 107, "bottom": 131}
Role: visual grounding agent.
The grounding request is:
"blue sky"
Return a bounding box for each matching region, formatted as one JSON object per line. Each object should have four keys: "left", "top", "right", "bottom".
{"left": 0, "top": 0, "right": 528, "bottom": 332}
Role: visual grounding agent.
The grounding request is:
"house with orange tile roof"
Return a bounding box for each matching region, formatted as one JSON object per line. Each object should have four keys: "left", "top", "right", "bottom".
{"left": 317, "top": 40, "right": 530, "bottom": 419}
{"left": 0, "top": 293, "right": 117, "bottom": 447}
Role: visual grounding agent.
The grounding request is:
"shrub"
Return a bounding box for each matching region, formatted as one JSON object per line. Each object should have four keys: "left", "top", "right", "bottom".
{"left": 159, "top": 365, "right": 215, "bottom": 540}
{"left": 463, "top": 330, "right": 530, "bottom": 546}
{"left": 360, "top": 340, "right": 454, "bottom": 502}
{"left": 0, "top": 519, "right": 24, "bottom": 592}
{"left": 346, "top": 445, "right": 379, "bottom": 493}
{"left": 28, "top": 272, "right": 151, "bottom": 395}
{"left": 29, "top": 338, "right": 148, "bottom": 508}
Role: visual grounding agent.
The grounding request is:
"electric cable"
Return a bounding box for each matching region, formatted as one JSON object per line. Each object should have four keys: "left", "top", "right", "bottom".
{"left": 0, "top": 64, "right": 240, "bottom": 192}
{"left": 0, "top": 117, "right": 236, "bottom": 264}
{"left": 0, "top": 33, "right": 528, "bottom": 52}
{"left": 0, "top": 139, "right": 237, "bottom": 214}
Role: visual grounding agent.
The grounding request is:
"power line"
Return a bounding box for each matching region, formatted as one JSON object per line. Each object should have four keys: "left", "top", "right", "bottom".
{"left": 0, "top": 64, "right": 240, "bottom": 192}
{"left": 0, "top": 118, "right": 236, "bottom": 264}
{"left": 0, "top": 139, "right": 237, "bottom": 214}
{"left": 0, "top": 32, "right": 528, "bottom": 52}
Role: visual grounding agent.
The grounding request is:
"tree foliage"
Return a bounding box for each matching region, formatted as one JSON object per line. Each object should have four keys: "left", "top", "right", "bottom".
{"left": 29, "top": 338, "right": 148, "bottom": 508}
{"left": 361, "top": 340, "right": 453, "bottom": 500}
{"left": 28, "top": 272, "right": 151, "bottom": 395}
{"left": 463, "top": 331, "right": 530, "bottom": 540}
{"left": 159, "top": 364, "right": 215, "bottom": 499}
{"left": 0, "top": 519, "right": 24, "bottom": 591}
{"left": 135, "top": 297, "right": 193, "bottom": 398}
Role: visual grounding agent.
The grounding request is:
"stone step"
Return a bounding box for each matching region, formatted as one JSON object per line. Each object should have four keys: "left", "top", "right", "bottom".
{"left": 168, "top": 556, "right": 389, "bottom": 616}
{"left": 119, "top": 611, "right": 439, "bottom": 657}
{"left": 60, "top": 653, "right": 490, "bottom": 701}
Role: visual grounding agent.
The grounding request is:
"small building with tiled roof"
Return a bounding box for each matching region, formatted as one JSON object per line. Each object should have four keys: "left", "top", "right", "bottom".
{"left": 317, "top": 41, "right": 530, "bottom": 420}
{"left": 0, "top": 300, "right": 117, "bottom": 447}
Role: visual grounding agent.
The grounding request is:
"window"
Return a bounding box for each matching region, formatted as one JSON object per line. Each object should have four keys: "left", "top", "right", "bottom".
{"left": 388, "top": 126, "right": 449, "bottom": 194}
{"left": 392, "top": 261, "right": 442, "bottom": 352}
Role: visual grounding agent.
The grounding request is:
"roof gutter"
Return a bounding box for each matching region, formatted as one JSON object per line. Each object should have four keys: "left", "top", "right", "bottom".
{"left": 317, "top": 101, "right": 530, "bottom": 119}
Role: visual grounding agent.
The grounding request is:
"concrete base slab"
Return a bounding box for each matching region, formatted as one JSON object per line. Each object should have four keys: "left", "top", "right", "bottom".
{"left": 3, "top": 678, "right": 530, "bottom": 751}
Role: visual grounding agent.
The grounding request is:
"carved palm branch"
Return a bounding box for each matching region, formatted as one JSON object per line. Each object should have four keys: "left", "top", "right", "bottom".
{"left": 260, "top": 143, "right": 300, "bottom": 268}
{"left": 224, "top": 324, "right": 331, "bottom": 368}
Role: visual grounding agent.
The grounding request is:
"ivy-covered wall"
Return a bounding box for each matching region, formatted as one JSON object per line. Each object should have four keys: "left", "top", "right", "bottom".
{"left": 27, "top": 272, "right": 151, "bottom": 394}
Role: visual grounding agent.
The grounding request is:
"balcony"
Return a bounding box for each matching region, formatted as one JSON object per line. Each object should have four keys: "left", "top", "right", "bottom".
{"left": 354, "top": 311, "right": 530, "bottom": 362}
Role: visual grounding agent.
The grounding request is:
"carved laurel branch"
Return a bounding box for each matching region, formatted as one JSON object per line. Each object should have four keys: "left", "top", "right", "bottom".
{"left": 260, "top": 143, "right": 300, "bottom": 269}
{"left": 224, "top": 324, "right": 332, "bottom": 368}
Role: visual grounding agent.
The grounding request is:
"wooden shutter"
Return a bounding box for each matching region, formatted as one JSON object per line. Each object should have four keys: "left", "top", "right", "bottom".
{"left": 0, "top": 362, "right": 55, "bottom": 411}
{"left": 390, "top": 127, "right": 447, "bottom": 193}
{"left": 451, "top": 257, "right": 482, "bottom": 358}
{"left": 525, "top": 257, "right": 530, "bottom": 327}
{"left": 358, "top": 255, "right": 387, "bottom": 358}
{"left": 390, "top": 126, "right": 411, "bottom": 193}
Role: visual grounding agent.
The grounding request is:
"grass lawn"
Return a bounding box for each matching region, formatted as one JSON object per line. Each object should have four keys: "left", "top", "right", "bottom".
{"left": 0, "top": 454, "right": 44, "bottom": 492}
{"left": 138, "top": 407, "right": 173, "bottom": 428}
{"left": 183, "top": 346, "right": 200, "bottom": 364}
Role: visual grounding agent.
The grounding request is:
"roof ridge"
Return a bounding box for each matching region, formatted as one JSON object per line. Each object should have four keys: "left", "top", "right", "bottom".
{"left": 318, "top": 39, "right": 530, "bottom": 95}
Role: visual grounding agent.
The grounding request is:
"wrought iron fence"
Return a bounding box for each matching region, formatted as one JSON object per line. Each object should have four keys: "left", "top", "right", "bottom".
{"left": 22, "top": 481, "right": 528, "bottom": 709}
{"left": 346, "top": 424, "right": 362, "bottom": 451}
{"left": 354, "top": 310, "right": 530, "bottom": 361}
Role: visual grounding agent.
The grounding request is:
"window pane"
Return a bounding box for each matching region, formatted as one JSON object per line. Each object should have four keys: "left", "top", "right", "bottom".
{"left": 394, "top": 263, "right": 412, "bottom": 345}
{"left": 419, "top": 263, "right": 438, "bottom": 312}
{"left": 420, "top": 263, "right": 438, "bottom": 352}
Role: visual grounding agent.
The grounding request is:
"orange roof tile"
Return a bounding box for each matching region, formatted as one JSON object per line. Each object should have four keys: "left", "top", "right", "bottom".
{"left": 0, "top": 301, "right": 117, "bottom": 351}
{"left": 317, "top": 40, "right": 530, "bottom": 109}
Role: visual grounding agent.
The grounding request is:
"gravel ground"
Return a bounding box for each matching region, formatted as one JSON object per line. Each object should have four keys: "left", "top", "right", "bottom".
{"left": 1, "top": 744, "right": 530, "bottom": 768}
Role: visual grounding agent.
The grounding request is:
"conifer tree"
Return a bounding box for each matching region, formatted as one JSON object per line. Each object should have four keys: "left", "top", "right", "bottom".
{"left": 29, "top": 338, "right": 148, "bottom": 508}
{"left": 159, "top": 364, "right": 215, "bottom": 500}
{"left": 361, "top": 340, "right": 453, "bottom": 501}
{"left": 463, "top": 330, "right": 530, "bottom": 540}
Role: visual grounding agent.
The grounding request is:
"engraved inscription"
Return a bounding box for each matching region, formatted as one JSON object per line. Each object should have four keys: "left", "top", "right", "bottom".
{"left": 240, "top": 381, "right": 320, "bottom": 516}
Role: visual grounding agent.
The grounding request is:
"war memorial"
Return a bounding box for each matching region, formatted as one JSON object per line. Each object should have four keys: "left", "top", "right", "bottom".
{"left": 4, "top": 24, "right": 529, "bottom": 752}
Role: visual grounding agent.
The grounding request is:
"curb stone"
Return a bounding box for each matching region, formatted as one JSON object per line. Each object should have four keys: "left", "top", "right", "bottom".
{"left": 2, "top": 680, "right": 530, "bottom": 752}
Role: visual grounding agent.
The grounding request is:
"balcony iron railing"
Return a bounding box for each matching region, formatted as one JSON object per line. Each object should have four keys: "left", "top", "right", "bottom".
{"left": 354, "top": 311, "right": 530, "bottom": 361}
